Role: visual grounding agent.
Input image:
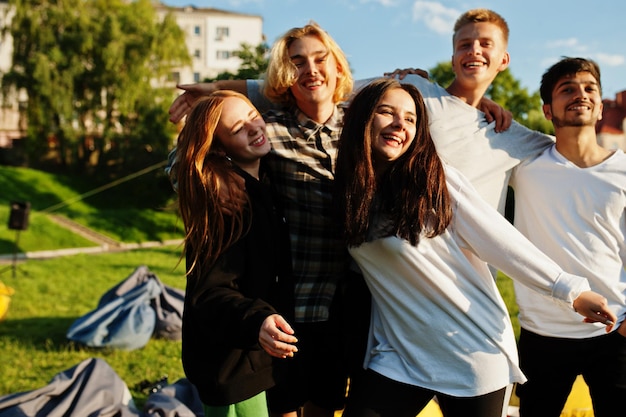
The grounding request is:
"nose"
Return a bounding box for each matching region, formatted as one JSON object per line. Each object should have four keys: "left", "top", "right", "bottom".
{"left": 577, "top": 86, "right": 590, "bottom": 100}
{"left": 392, "top": 115, "right": 407, "bottom": 130}
{"left": 467, "top": 40, "right": 482, "bottom": 55}
{"left": 303, "top": 58, "right": 319, "bottom": 75}
{"left": 246, "top": 122, "right": 259, "bottom": 135}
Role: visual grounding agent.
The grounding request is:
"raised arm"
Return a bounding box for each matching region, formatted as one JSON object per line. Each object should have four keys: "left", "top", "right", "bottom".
{"left": 449, "top": 167, "right": 616, "bottom": 329}
{"left": 168, "top": 80, "right": 248, "bottom": 123}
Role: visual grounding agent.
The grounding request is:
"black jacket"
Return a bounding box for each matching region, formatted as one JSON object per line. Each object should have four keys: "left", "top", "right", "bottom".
{"left": 181, "top": 168, "right": 294, "bottom": 406}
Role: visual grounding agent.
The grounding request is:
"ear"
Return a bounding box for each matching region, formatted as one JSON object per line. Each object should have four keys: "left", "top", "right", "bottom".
{"left": 335, "top": 56, "right": 344, "bottom": 78}
{"left": 542, "top": 103, "right": 552, "bottom": 120}
{"left": 450, "top": 56, "right": 458, "bottom": 74}
{"left": 497, "top": 51, "right": 510, "bottom": 72}
{"left": 336, "top": 64, "right": 344, "bottom": 78}
{"left": 598, "top": 102, "right": 603, "bottom": 121}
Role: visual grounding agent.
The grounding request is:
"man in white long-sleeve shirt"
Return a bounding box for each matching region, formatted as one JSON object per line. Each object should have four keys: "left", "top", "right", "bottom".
{"left": 510, "top": 57, "right": 626, "bottom": 417}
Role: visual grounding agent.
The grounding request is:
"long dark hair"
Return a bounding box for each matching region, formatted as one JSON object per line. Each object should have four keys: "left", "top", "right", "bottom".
{"left": 334, "top": 78, "right": 452, "bottom": 246}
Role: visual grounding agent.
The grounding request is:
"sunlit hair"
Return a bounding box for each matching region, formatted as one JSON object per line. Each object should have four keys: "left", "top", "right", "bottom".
{"left": 263, "top": 21, "right": 353, "bottom": 105}
{"left": 175, "top": 91, "right": 257, "bottom": 275}
{"left": 334, "top": 78, "right": 451, "bottom": 246}
{"left": 453, "top": 8, "right": 509, "bottom": 45}
{"left": 540, "top": 57, "right": 602, "bottom": 104}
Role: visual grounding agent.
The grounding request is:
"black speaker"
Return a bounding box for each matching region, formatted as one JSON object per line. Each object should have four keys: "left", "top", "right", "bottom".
{"left": 8, "top": 201, "right": 30, "bottom": 231}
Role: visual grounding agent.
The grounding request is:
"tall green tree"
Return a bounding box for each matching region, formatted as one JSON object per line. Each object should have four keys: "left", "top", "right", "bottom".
{"left": 428, "top": 61, "right": 553, "bottom": 134}
{"left": 2, "top": 0, "right": 191, "bottom": 172}
{"left": 3, "top": 0, "right": 90, "bottom": 166}
{"left": 211, "top": 41, "right": 269, "bottom": 81}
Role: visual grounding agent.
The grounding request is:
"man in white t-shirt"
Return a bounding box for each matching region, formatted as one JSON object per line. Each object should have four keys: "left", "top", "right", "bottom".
{"left": 510, "top": 57, "right": 626, "bottom": 417}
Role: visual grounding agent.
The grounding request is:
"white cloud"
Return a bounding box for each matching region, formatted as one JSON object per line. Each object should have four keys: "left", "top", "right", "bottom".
{"left": 540, "top": 56, "right": 561, "bottom": 69}
{"left": 591, "top": 53, "right": 625, "bottom": 67}
{"left": 226, "top": 0, "right": 263, "bottom": 6}
{"left": 361, "top": 0, "right": 398, "bottom": 6}
{"left": 411, "top": 1, "right": 459, "bottom": 35}
{"left": 542, "top": 52, "right": 626, "bottom": 69}
{"left": 544, "top": 39, "right": 625, "bottom": 66}
{"left": 546, "top": 38, "right": 580, "bottom": 49}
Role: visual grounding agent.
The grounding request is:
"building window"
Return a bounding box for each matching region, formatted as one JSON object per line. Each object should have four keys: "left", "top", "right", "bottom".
{"left": 194, "top": 25, "right": 201, "bottom": 36}
{"left": 193, "top": 49, "right": 201, "bottom": 59}
{"left": 216, "top": 50, "right": 232, "bottom": 60}
{"left": 193, "top": 73, "right": 200, "bottom": 83}
{"left": 216, "top": 26, "right": 229, "bottom": 40}
{"left": 170, "top": 72, "right": 181, "bottom": 84}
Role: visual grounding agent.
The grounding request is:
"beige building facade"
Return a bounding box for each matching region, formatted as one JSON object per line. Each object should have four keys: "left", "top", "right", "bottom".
{"left": 155, "top": 3, "right": 263, "bottom": 84}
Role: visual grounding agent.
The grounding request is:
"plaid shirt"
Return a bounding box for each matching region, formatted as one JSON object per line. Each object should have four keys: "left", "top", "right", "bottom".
{"left": 264, "top": 105, "right": 349, "bottom": 323}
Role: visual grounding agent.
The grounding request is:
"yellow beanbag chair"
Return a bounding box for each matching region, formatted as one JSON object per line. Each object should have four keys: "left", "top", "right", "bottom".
{"left": 0, "top": 280, "right": 15, "bottom": 321}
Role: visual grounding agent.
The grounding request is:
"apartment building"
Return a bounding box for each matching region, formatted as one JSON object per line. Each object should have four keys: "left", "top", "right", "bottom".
{"left": 155, "top": 3, "right": 263, "bottom": 84}
{"left": 0, "top": 0, "right": 21, "bottom": 147}
{"left": 0, "top": 1, "right": 263, "bottom": 146}
{"left": 596, "top": 90, "right": 626, "bottom": 151}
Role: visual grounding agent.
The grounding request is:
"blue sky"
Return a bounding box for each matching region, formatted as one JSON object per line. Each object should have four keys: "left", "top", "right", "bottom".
{"left": 164, "top": 0, "right": 626, "bottom": 99}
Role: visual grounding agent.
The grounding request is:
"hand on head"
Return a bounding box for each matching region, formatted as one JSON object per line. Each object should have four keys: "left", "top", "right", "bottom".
{"left": 169, "top": 83, "right": 217, "bottom": 124}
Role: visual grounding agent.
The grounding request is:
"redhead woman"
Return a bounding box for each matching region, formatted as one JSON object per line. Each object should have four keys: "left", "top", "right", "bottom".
{"left": 174, "top": 91, "right": 298, "bottom": 417}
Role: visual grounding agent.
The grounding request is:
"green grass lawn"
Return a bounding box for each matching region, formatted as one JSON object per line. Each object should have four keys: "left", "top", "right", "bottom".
{"left": 0, "top": 165, "right": 183, "bottom": 254}
{"left": 0, "top": 245, "right": 187, "bottom": 407}
{"left": 0, "top": 165, "right": 186, "bottom": 408}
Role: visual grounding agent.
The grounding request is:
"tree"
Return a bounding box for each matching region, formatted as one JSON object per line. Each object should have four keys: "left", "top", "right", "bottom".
{"left": 210, "top": 41, "right": 269, "bottom": 81}
{"left": 2, "top": 0, "right": 191, "bottom": 172}
{"left": 427, "top": 61, "right": 553, "bottom": 134}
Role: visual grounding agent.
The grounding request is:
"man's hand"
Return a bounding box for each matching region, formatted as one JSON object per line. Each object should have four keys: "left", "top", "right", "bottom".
{"left": 168, "top": 83, "right": 217, "bottom": 124}
{"left": 169, "top": 80, "right": 249, "bottom": 124}
{"left": 384, "top": 67, "right": 429, "bottom": 80}
{"left": 478, "top": 97, "right": 512, "bottom": 133}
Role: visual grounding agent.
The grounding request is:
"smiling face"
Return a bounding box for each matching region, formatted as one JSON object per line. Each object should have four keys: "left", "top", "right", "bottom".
{"left": 543, "top": 71, "right": 603, "bottom": 129}
{"left": 215, "top": 97, "right": 269, "bottom": 175}
{"left": 371, "top": 88, "right": 417, "bottom": 172}
{"left": 451, "top": 21, "right": 510, "bottom": 90}
{"left": 288, "top": 34, "right": 341, "bottom": 114}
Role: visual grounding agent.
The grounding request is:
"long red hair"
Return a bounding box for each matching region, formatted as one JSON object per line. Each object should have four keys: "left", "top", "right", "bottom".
{"left": 175, "top": 91, "right": 256, "bottom": 275}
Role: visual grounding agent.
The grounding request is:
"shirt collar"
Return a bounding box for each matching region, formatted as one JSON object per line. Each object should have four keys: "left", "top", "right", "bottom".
{"left": 292, "top": 105, "right": 344, "bottom": 135}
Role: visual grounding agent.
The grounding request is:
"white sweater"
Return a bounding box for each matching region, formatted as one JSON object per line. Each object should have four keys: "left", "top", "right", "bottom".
{"left": 349, "top": 165, "right": 591, "bottom": 397}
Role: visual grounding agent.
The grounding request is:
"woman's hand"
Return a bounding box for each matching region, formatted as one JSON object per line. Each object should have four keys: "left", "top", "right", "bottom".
{"left": 259, "top": 314, "right": 298, "bottom": 358}
{"left": 573, "top": 291, "right": 617, "bottom": 332}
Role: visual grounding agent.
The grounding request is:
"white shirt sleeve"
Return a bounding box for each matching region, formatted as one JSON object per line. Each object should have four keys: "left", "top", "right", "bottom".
{"left": 445, "top": 165, "right": 591, "bottom": 307}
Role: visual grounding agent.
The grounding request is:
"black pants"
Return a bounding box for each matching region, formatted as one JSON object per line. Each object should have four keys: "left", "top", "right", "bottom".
{"left": 340, "top": 270, "right": 372, "bottom": 380}
{"left": 517, "top": 327, "right": 626, "bottom": 417}
{"left": 343, "top": 369, "right": 507, "bottom": 417}
{"left": 268, "top": 315, "right": 349, "bottom": 413}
